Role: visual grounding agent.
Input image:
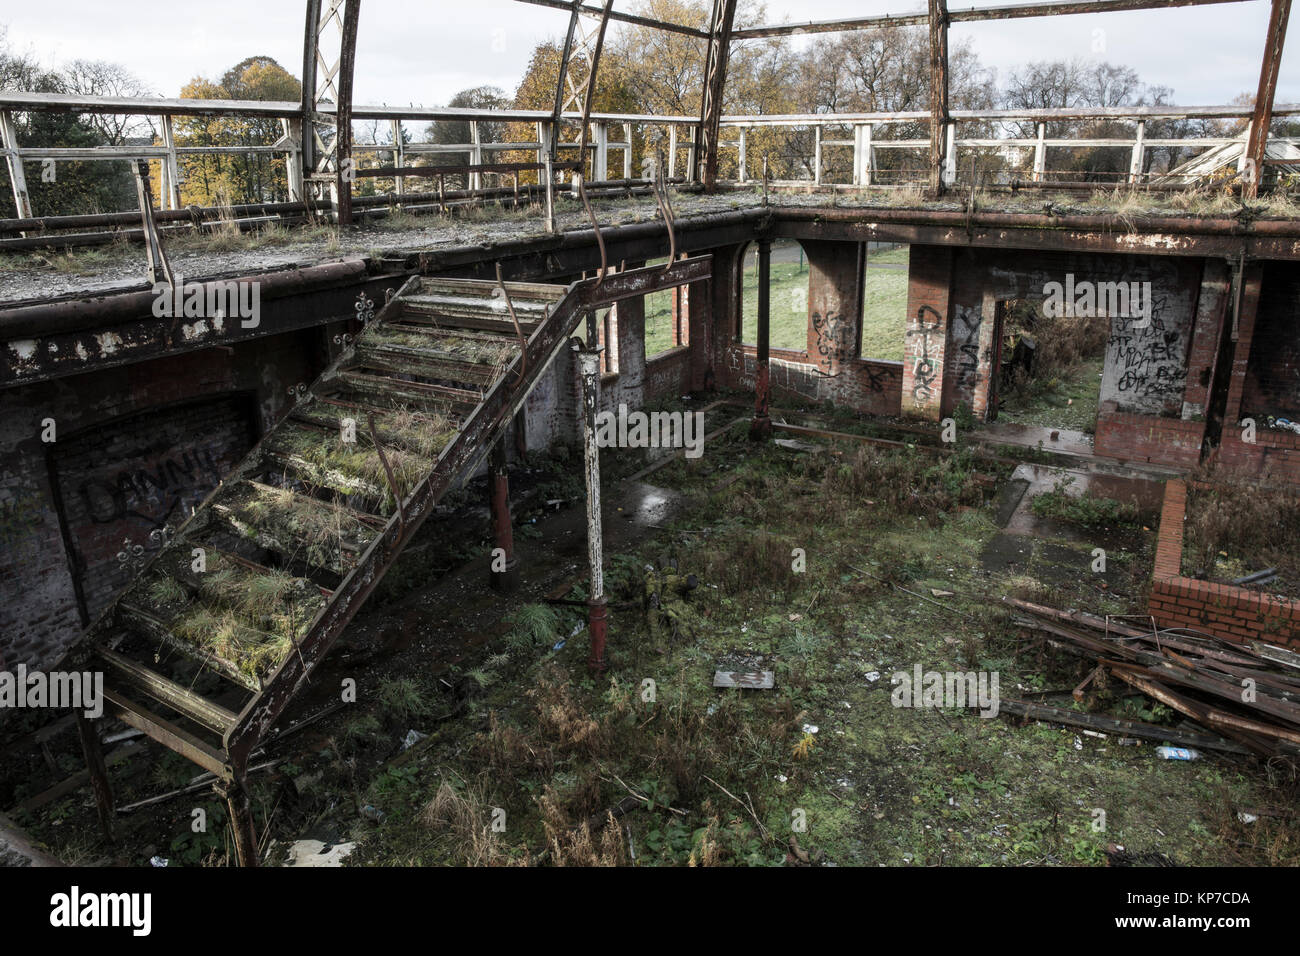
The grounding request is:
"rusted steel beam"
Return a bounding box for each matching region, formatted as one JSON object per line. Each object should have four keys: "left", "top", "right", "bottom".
{"left": 216, "top": 775, "right": 260, "bottom": 867}
{"left": 102, "top": 687, "right": 228, "bottom": 779}
{"left": 352, "top": 161, "right": 581, "bottom": 178}
{"left": 488, "top": 440, "right": 518, "bottom": 592}
{"left": 75, "top": 713, "right": 117, "bottom": 842}
{"left": 928, "top": 0, "right": 950, "bottom": 195}
{"left": 698, "top": 0, "right": 739, "bottom": 191}
{"left": 1244, "top": 0, "right": 1292, "bottom": 199}
{"left": 334, "top": 0, "right": 361, "bottom": 226}
{"left": 731, "top": 0, "right": 1253, "bottom": 37}
{"left": 0, "top": 257, "right": 366, "bottom": 334}
{"left": 514, "top": 0, "right": 711, "bottom": 38}
{"left": 552, "top": 1, "right": 582, "bottom": 164}
{"left": 0, "top": 270, "right": 406, "bottom": 389}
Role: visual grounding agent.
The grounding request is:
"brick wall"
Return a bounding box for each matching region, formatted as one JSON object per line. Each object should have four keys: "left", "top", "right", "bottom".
{"left": 1094, "top": 408, "right": 1205, "bottom": 467}
{"left": 1149, "top": 479, "right": 1300, "bottom": 646}
{"left": 0, "top": 326, "right": 329, "bottom": 671}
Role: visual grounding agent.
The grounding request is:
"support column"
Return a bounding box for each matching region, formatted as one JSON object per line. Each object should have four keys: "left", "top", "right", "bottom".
{"left": 489, "top": 439, "right": 518, "bottom": 591}
{"left": 1032, "top": 123, "right": 1046, "bottom": 182}
{"left": 216, "top": 774, "right": 259, "bottom": 868}
{"left": 738, "top": 128, "right": 747, "bottom": 183}
{"left": 804, "top": 239, "right": 866, "bottom": 376}
{"left": 76, "top": 713, "right": 116, "bottom": 842}
{"left": 750, "top": 237, "right": 773, "bottom": 439}
{"left": 901, "top": 245, "right": 953, "bottom": 421}
{"left": 1244, "top": 0, "right": 1291, "bottom": 198}
{"left": 469, "top": 121, "right": 483, "bottom": 192}
{"left": 1128, "top": 120, "right": 1146, "bottom": 184}
{"left": 592, "top": 120, "right": 609, "bottom": 181}
{"left": 814, "top": 126, "right": 823, "bottom": 185}
{"left": 391, "top": 118, "right": 405, "bottom": 201}
{"left": 0, "top": 110, "right": 32, "bottom": 220}
{"left": 927, "top": 0, "right": 951, "bottom": 194}
{"left": 161, "top": 115, "right": 183, "bottom": 209}
{"left": 575, "top": 323, "right": 608, "bottom": 674}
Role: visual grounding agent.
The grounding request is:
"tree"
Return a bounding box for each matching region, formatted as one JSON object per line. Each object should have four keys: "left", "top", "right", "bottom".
{"left": 174, "top": 56, "right": 301, "bottom": 205}
{"left": 0, "top": 28, "right": 135, "bottom": 218}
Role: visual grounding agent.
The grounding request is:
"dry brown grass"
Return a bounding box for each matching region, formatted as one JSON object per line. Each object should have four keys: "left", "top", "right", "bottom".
{"left": 419, "top": 780, "right": 515, "bottom": 866}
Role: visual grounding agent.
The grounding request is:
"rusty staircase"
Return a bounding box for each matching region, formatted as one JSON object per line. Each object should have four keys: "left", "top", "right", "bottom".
{"left": 65, "top": 256, "right": 712, "bottom": 864}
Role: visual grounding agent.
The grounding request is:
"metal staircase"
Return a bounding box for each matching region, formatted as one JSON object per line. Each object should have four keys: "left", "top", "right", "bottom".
{"left": 65, "top": 255, "right": 712, "bottom": 863}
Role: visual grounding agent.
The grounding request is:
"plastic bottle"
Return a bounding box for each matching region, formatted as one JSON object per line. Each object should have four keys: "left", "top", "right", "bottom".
{"left": 1155, "top": 746, "right": 1200, "bottom": 761}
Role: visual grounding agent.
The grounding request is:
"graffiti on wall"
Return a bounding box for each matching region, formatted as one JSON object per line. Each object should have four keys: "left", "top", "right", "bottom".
{"left": 1100, "top": 287, "right": 1190, "bottom": 416}
{"left": 811, "top": 310, "right": 854, "bottom": 367}
{"left": 77, "top": 444, "right": 224, "bottom": 529}
{"left": 952, "top": 306, "right": 983, "bottom": 392}
{"left": 906, "top": 306, "right": 943, "bottom": 405}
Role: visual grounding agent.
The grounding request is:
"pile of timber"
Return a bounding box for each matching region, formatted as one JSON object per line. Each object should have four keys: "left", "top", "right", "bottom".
{"left": 1005, "top": 597, "right": 1300, "bottom": 758}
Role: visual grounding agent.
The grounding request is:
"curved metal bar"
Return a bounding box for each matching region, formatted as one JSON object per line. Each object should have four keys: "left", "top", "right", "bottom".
{"left": 495, "top": 261, "right": 531, "bottom": 385}
{"left": 653, "top": 149, "right": 677, "bottom": 272}
{"left": 576, "top": 175, "right": 609, "bottom": 286}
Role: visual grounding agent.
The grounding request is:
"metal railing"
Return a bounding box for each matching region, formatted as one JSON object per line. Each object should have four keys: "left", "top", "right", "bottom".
{"left": 1, "top": 91, "right": 1297, "bottom": 237}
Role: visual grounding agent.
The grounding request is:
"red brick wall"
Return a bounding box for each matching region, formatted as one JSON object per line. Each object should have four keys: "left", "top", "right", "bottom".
{"left": 1094, "top": 409, "right": 1205, "bottom": 467}
{"left": 1149, "top": 479, "right": 1300, "bottom": 646}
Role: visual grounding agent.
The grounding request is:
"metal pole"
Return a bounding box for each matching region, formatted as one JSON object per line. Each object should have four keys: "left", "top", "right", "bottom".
{"left": 216, "top": 775, "right": 259, "bottom": 868}
{"left": 574, "top": 327, "right": 608, "bottom": 673}
{"left": 488, "top": 439, "right": 518, "bottom": 591}
{"left": 750, "top": 236, "right": 772, "bottom": 439}
{"left": 76, "top": 713, "right": 116, "bottom": 842}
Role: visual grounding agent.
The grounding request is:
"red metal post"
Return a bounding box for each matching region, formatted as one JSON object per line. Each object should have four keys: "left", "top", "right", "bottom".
{"left": 488, "top": 439, "right": 518, "bottom": 591}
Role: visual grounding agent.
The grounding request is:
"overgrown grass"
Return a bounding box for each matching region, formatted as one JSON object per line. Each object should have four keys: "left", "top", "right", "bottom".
{"left": 1030, "top": 475, "right": 1142, "bottom": 531}
{"left": 1182, "top": 481, "right": 1300, "bottom": 597}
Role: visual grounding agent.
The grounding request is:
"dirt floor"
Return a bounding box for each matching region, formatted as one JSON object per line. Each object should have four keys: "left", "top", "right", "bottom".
{"left": 5, "top": 388, "right": 1297, "bottom": 867}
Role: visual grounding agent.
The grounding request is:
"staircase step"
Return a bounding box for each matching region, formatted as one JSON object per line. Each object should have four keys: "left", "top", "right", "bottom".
{"left": 261, "top": 418, "right": 434, "bottom": 511}
{"left": 329, "top": 369, "right": 485, "bottom": 409}
{"left": 95, "top": 645, "right": 238, "bottom": 736}
{"left": 290, "top": 403, "right": 459, "bottom": 462}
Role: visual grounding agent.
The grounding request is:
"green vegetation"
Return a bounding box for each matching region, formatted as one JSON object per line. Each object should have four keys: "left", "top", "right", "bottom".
{"left": 1030, "top": 476, "right": 1142, "bottom": 531}
{"left": 734, "top": 244, "right": 910, "bottom": 359}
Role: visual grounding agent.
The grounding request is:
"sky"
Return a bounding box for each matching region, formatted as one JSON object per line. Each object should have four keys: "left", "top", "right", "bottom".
{"left": 1, "top": 0, "right": 1295, "bottom": 110}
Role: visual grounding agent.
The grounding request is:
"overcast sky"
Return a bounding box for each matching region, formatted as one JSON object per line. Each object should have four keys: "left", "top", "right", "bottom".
{"left": 3, "top": 0, "right": 1295, "bottom": 109}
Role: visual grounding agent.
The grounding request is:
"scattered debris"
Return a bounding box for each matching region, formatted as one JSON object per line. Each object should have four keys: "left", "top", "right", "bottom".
{"left": 713, "top": 670, "right": 775, "bottom": 689}
{"left": 283, "top": 839, "right": 357, "bottom": 868}
{"left": 1006, "top": 596, "right": 1300, "bottom": 757}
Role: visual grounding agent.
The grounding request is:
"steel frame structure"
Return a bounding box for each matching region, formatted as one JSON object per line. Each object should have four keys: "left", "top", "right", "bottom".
{"left": 0, "top": 0, "right": 1293, "bottom": 224}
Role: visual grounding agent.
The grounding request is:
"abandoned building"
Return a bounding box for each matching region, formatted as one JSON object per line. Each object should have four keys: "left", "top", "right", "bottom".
{"left": 1, "top": 0, "right": 1299, "bottom": 872}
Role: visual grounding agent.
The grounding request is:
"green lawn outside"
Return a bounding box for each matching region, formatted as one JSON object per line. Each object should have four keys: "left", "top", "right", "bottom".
{"left": 645, "top": 245, "right": 911, "bottom": 362}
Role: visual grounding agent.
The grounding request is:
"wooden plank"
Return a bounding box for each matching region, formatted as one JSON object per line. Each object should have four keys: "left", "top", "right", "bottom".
{"left": 95, "top": 646, "right": 238, "bottom": 735}
{"left": 996, "top": 697, "right": 1251, "bottom": 754}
